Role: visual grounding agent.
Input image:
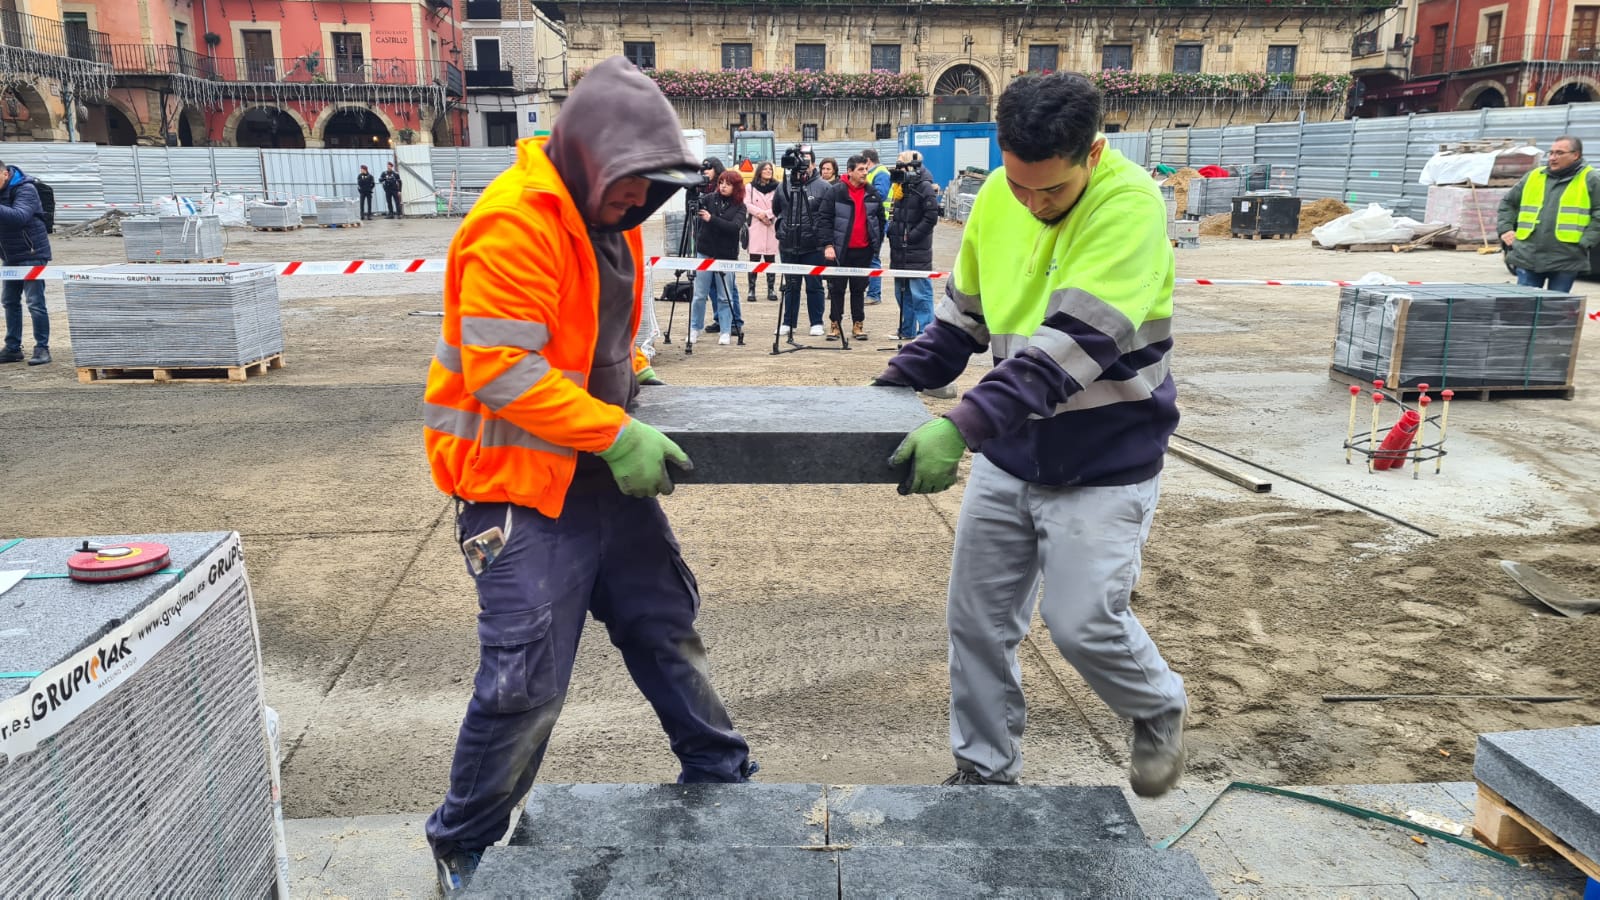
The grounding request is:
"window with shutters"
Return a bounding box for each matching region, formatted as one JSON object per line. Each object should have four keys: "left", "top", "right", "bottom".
{"left": 722, "top": 43, "right": 752, "bottom": 70}
{"left": 1574, "top": 8, "right": 1600, "bottom": 60}
{"left": 623, "top": 41, "right": 655, "bottom": 70}
{"left": 1026, "top": 44, "right": 1059, "bottom": 73}
{"left": 870, "top": 44, "right": 901, "bottom": 73}
{"left": 1173, "top": 44, "right": 1202, "bottom": 73}
{"left": 1480, "top": 13, "right": 1502, "bottom": 64}
{"left": 1430, "top": 24, "right": 1449, "bottom": 71}
{"left": 795, "top": 43, "right": 826, "bottom": 72}
{"left": 1101, "top": 44, "right": 1133, "bottom": 70}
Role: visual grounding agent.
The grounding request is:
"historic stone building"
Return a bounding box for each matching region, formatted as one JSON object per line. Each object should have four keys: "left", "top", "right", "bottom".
{"left": 551, "top": 0, "right": 1394, "bottom": 143}
{"left": 461, "top": 0, "right": 567, "bottom": 145}
{"left": 1, "top": 0, "right": 113, "bottom": 142}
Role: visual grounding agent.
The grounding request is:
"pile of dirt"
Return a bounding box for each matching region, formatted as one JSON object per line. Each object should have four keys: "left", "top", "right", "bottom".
{"left": 1297, "top": 198, "right": 1352, "bottom": 234}
{"left": 1198, "top": 212, "right": 1232, "bottom": 237}
{"left": 1161, "top": 168, "right": 1202, "bottom": 215}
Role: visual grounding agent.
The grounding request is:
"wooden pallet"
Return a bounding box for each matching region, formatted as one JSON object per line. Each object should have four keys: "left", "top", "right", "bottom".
{"left": 1474, "top": 784, "right": 1600, "bottom": 881}
{"left": 321, "top": 222, "right": 362, "bottom": 229}
{"left": 1328, "top": 367, "right": 1576, "bottom": 400}
{"left": 1231, "top": 231, "right": 1295, "bottom": 240}
{"left": 128, "top": 257, "right": 225, "bottom": 264}
{"left": 77, "top": 353, "right": 285, "bottom": 384}
{"left": 1432, "top": 234, "right": 1501, "bottom": 252}
{"left": 250, "top": 224, "right": 302, "bottom": 232}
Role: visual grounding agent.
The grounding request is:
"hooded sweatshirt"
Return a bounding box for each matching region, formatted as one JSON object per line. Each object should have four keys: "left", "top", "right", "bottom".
{"left": 545, "top": 56, "right": 698, "bottom": 420}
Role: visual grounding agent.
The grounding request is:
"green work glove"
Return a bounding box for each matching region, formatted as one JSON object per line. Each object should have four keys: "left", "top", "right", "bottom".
{"left": 597, "top": 421, "right": 692, "bottom": 498}
{"left": 637, "top": 366, "right": 665, "bottom": 386}
{"left": 889, "top": 417, "right": 967, "bottom": 495}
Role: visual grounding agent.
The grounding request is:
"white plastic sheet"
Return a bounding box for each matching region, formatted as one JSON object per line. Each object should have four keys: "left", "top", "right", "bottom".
{"left": 202, "top": 193, "right": 248, "bottom": 227}
{"left": 1312, "top": 204, "right": 1427, "bottom": 248}
{"left": 1420, "top": 147, "right": 1539, "bottom": 186}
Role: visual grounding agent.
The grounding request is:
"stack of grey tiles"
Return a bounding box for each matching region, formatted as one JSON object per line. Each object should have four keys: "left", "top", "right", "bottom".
{"left": 316, "top": 198, "right": 360, "bottom": 225}
{"left": 0, "top": 533, "right": 279, "bottom": 897}
{"left": 246, "top": 201, "right": 301, "bottom": 228}
{"left": 1186, "top": 176, "right": 1244, "bottom": 217}
{"left": 1332, "top": 283, "right": 1582, "bottom": 388}
{"left": 664, "top": 209, "right": 686, "bottom": 255}
{"left": 64, "top": 264, "right": 284, "bottom": 368}
{"left": 122, "top": 215, "right": 224, "bottom": 262}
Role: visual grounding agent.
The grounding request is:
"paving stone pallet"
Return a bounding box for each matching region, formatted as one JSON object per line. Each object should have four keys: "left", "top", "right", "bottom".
{"left": 627, "top": 386, "right": 930, "bottom": 484}
{"left": 1474, "top": 726, "right": 1600, "bottom": 881}
{"left": 315, "top": 198, "right": 360, "bottom": 226}
{"left": 77, "top": 352, "right": 285, "bottom": 384}
{"left": 63, "top": 263, "right": 285, "bottom": 370}
{"left": 464, "top": 783, "right": 1214, "bottom": 897}
{"left": 0, "top": 533, "right": 278, "bottom": 897}
{"left": 121, "top": 214, "right": 225, "bottom": 262}
{"left": 1331, "top": 283, "right": 1584, "bottom": 392}
{"left": 246, "top": 201, "right": 302, "bottom": 229}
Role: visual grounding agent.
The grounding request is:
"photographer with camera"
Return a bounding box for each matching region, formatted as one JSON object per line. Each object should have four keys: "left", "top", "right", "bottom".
{"left": 773, "top": 146, "right": 832, "bottom": 337}
{"left": 686, "top": 158, "right": 743, "bottom": 346}
{"left": 887, "top": 151, "right": 940, "bottom": 341}
{"left": 693, "top": 169, "right": 748, "bottom": 346}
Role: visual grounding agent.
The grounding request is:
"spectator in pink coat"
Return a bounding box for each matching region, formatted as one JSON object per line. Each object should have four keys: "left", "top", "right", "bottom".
{"left": 745, "top": 161, "right": 781, "bottom": 301}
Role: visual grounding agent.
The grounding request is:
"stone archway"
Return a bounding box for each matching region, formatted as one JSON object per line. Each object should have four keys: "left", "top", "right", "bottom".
{"left": 174, "top": 105, "right": 207, "bottom": 146}
{"left": 932, "top": 62, "right": 995, "bottom": 124}
{"left": 1546, "top": 78, "right": 1600, "bottom": 105}
{"left": 228, "top": 105, "right": 308, "bottom": 149}
{"left": 312, "top": 103, "right": 398, "bottom": 148}
{"left": 1460, "top": 82, "right": 1508, "bottom": 110}
{"left": 1, "top": 83, "right": 54, "bottom": 140}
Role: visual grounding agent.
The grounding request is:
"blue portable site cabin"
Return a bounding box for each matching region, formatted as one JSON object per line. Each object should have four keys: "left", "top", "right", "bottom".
{"left": 897, "top": 123, "right": 1002, "bottom": 192}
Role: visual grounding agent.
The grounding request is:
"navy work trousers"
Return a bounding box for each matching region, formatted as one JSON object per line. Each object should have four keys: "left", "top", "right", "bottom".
{"left": 425, "top": 486, "right": 752, "bottom": 857}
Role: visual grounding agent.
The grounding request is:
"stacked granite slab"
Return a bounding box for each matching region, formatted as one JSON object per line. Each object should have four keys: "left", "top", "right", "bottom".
{"left": 1186, "top": 176, "right": 1244, "bottom": 217}
{"left": 247, "top": 201, "right": 302, "bottom": 228}
{"left": 122, "top": 215, "right": 224, "bottom": 261}
{"left": 0, "top": 533, "right": 278, "bottom": 897}
{"left": 465, "top": 783, "right": 1214, "bottom": 897}
{"left": 1475, "top": 726, "right": 1600, "bottom": 868}
{"left": 315, "top": 198, "right": 360, "bottom": 225}
{"left": 1332, "top": 283, "right": 1583, "bottom": 389}
{"left": 628, "top": 386, "right": 929, "bottom": 484}
{"left": 64, "top": 263, "right": 284, "bottom": 368}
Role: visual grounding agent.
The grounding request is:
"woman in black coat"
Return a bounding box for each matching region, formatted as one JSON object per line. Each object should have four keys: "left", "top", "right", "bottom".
{"left": 692, "top": 170, "right": 748, "bottom": 344}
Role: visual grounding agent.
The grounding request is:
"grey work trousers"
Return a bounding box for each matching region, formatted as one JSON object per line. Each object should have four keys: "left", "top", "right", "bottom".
{"left": 947, "top": 455, "right": 1186, "bottom": 783}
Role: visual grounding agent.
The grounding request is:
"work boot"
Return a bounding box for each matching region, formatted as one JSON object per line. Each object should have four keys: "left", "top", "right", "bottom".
{"left": 27, "top": 346, "right": 50, "bottom": 366}
{"left": 826, "top": 321, "right": 841, "bottom": 341}
{"left": 434, "top": 849, "right": 483, "bottom": 897}
{"left": 852, "top": 320, "right": 867, "bottom": 340}
{"left": 705, "top": 322, "right": 721, "bottom": 334}
{"left": 921, "top": 383, "right": 958, "bottom": 400}
{"left": 0, "top": 348, "right": 22, "bottom": 364}
{"left": 941, "top": 769, "right": 1016, "bottom": 786}
{"left": 1129, "top": 705, "right": 1187, "bottom": 798}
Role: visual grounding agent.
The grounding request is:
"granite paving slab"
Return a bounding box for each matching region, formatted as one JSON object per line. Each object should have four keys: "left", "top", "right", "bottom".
{"left": 839, "top": 847, "right": 1215, "bottom": 898}
{"left": 1476, "top": 726, "right": 1600, "bottom": 865}
{"left": 464, "top": 846, "right": 839, "bottom": 899}
{"left": 508, "top": 783, "right": 827, "bottom": 849}
{"left": 826, "top": 784, "right": 1146, "bottom": 849}
{"left": 628, "top": 386, "right": 929, "bottom": 484}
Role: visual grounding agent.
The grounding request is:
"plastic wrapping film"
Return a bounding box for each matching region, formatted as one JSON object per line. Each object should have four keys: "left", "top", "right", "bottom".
{"left": 315, "top": 198, "right": 360, "bottom": 226}
{"left": 64, "top": 264, "right": 284, "bottom": 368}
{"left": 1423, "top": 185, "right": 1509, "bottom": 241}
{"left": 1185, "top": 177, "right": 1244, "bottom": 217}
{"left": 246, "top": 202, "right": 303, "bottom": 228}
{"left": 121, "top": 215, "right": 224, "bottom": 262}
{"left": 1332, "top": 284, "right": 1581, "bottom": 388}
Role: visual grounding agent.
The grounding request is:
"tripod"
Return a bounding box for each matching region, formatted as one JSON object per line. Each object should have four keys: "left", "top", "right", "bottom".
{"left": 659, "top": 199, "right": 699, "bottom": 345}
{"left": 769, "top": 177, "right": 851, "bottom": 356}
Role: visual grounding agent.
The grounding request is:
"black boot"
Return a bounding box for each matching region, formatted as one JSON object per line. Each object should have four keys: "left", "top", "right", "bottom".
{"left": 27, "top": 346, "right": 50, "bottom": 366}
{"left": 0, "top": 348, "right": 22, "bottom": 363}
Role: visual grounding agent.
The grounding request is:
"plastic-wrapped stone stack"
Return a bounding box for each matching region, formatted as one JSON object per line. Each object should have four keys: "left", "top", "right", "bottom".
{"left": 64, "top": 263, "right": 284, "bottom": 368}
{"left": 1186, "top": 176, "right": 1243, "bottom": 217}
{"left": 246, "top": 201, "right": 302, "bottom": 228}
{"left": 122, "top": 215, "right": 224, "bottom": 262}
{"left": 0, "top": 532, "right": 281, "bottom": 898}
{"left": 316, "top": 197, "right": 360, "bottom": 225}
{"left": 1424, "top": 186, "right": 1508, "bottom": 243}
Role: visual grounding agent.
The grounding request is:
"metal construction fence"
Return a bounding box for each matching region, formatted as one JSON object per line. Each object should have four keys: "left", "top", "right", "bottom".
{"left": 1104, "top": 103, "right": 1600, "bottom": 216}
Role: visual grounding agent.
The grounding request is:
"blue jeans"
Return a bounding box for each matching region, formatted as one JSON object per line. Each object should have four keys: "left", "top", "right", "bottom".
{"left": 426, "top": 490, "right": 752, "bottom": 857}
{"left": 868, "top": 250, "right": 882, "bottom": 301}
{"left": 782, "top": 249, "right": 826, "bottom": 328}
{"left": 2, "top": 259, "right": 49, "bottom": 352}
{"left": 895, "top": 277, "right": 935, "bottom": 338}
{"left": 690, "top": 259, "right": 742, "bottom": 334}
{"left": 1515, "top": 269, "right": 1578, "bottom": 293}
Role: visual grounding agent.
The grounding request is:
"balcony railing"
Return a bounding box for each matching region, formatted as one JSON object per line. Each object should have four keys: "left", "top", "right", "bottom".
{"left": 465, "top": 65, "right": 515, "bottom": 88}
{"left": 1412, "top": 33, "right": 1596, "bottom": 77}
{"left": 110, "top": 44, "right": 453, "bottom": 88}
{"left": 465, "top": 0, "right": 504, "bottom": 19}
{"left": 0, "top": 9, "right": 111, "bottom": 64}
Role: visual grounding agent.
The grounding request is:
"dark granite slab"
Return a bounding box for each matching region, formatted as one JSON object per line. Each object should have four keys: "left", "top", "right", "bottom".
{"left": 1475, "top": 726, "right": 1600, "bottom": 864}
{"left": 464, "top": 846, "right": 839, "bottom": 899}
{"left": 509, "top": 783, "right": 827, "bottom": 849}
{"left": 840, "top": 847, "right": 1216, "bottom": 898}
{"left": 827, "top": 784, "right": 1146, "bottom": 848}
{"left": 628, "top": 386, "right": 929, "bottom": 484}
{"left": 0, "top": 532, "right": 231, "bottom": 702}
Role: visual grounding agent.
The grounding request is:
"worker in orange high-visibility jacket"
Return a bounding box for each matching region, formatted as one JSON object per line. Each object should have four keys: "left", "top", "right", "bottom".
{"left": 422, "top": 56, "right": 756, "bottom": 898}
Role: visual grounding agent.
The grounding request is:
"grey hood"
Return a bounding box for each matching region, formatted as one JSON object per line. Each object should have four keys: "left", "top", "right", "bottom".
{"left": 547, "top": 56, "right": 698, "bottom": 232}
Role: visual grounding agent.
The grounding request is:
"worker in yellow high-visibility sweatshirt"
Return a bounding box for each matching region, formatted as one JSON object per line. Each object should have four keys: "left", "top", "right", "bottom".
{"left": 1497, "top": 134, "right": 1600, "bottom": 292}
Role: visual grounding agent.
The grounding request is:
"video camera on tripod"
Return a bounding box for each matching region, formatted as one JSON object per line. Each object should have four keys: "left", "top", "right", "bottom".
{"left": 781, "top": 144, "right": 814, "bottom": 185}
{"left": 889, "top": 154, "right": 923, "bottom": 184}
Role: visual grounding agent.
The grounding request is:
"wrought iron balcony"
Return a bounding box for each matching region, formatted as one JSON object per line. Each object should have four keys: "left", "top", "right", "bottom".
{"left": 0, "top": 9, "right": 111, "bottom": 64}
{"left": 110, "top": 44, "right": 453, "bottom": 88}
{"left": 465, "top": 64, "right": 515, "bottom": 88}
{"left": 1412, "top": 33, "right": 1596, "bottom": 77}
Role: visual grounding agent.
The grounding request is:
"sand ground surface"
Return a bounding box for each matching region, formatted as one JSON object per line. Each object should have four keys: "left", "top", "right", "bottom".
{"left": 4, "top": 214, "right": 1597, "bottom": 820}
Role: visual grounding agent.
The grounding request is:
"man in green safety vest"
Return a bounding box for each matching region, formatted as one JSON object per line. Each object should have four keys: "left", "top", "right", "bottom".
{"left": 1496, "top": 135, "right": 1600, "bottom": 292}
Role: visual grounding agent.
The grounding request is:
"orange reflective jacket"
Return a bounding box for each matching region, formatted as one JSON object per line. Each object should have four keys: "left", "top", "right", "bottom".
{"left": 424, "top": 137, "right": 651, "bottom": 517}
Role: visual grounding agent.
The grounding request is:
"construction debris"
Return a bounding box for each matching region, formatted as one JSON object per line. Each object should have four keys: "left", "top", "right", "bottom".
{"left": 59, "top": 208, "right": 133, "bottom": 238}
